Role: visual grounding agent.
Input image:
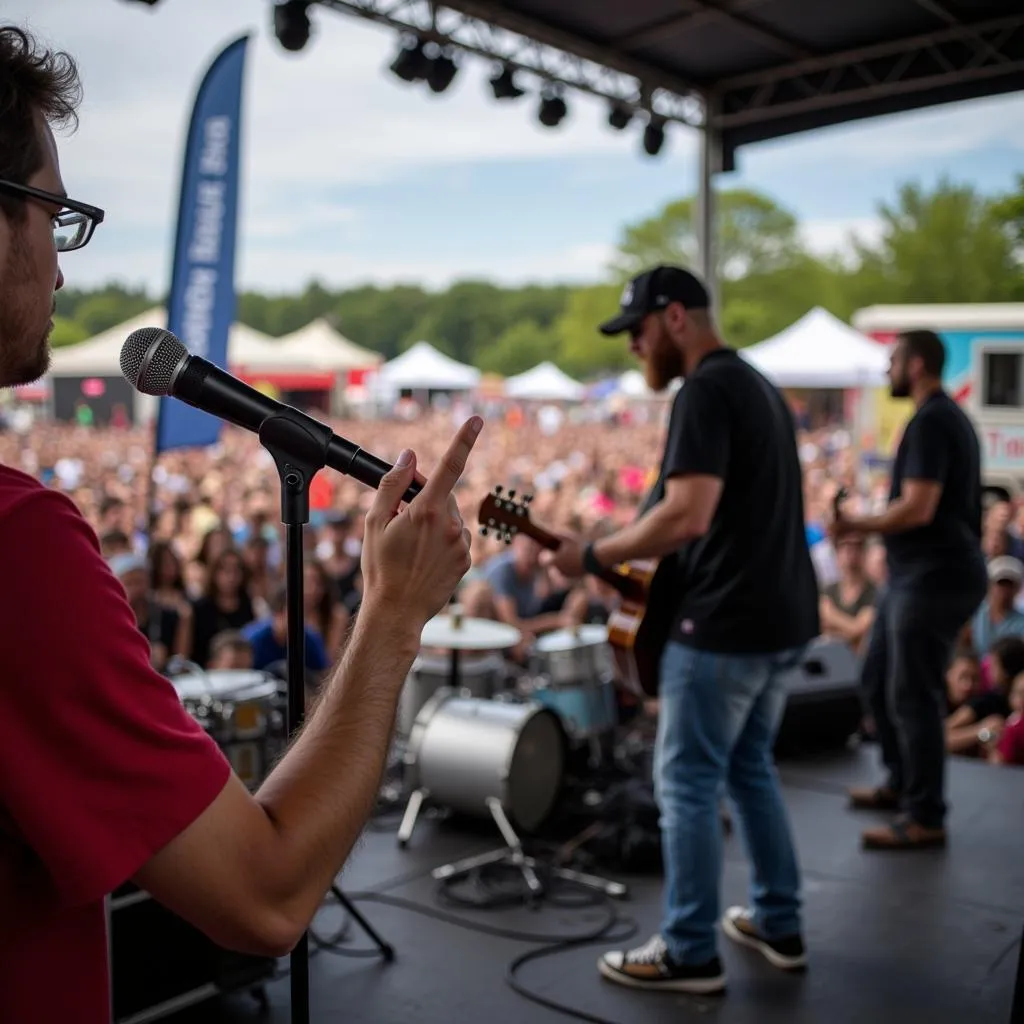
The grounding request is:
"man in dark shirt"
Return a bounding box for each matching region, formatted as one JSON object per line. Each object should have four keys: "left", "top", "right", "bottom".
{"left": 544, "top": 266, "right": 818, "bottom": 995}
{"left": 834, "top": 329, "right": 986, "bottom": 849}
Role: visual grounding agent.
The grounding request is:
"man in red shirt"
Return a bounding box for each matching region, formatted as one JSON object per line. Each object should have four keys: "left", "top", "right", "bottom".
{"left": 0, "top": 25, "right": 481, "bottom": 1024}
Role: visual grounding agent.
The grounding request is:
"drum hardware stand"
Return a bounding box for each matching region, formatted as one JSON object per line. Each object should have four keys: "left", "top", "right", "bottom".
{"left": 430, "top": 797, "right": 629, "bottom": 902}
{"left": 260, "top": 410, "right": 396, "bottom": 1023}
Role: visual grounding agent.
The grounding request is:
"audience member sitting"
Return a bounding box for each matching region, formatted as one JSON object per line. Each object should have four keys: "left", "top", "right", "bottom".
{"left": 242, "top": 584, "right": 329, "bottom": 678}
{"left": 965, "top": 556, "right": 1024, "bottom": 655}
{"left": 207, "top": 629, "right": 255, "bottom": 671}
{"left": 109, "top": 553, "right": 187, "bottom": 673}
{"left": 945, "top": 649, "right": 980, "bottom": 714}
{"left": 945, "top": 635, "right": 1024, "bottom": 757}
{"left": 819, "top": 533, "right": 877, "bottom": 657}
{"left": 989, "top": 671, "right": 1024, "bottom": 766}
{"left": 462, "top": 533, "right": 588, "bottom": 659}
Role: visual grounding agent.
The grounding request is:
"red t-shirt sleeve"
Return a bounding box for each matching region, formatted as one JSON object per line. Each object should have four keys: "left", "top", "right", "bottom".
{"left": 0, "top": 488, "right": 232, "bottom": 907}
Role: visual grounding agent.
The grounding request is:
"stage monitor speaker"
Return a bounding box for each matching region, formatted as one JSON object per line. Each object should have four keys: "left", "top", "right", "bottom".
{"left": 774, "top": 638, "right": 863, "bottom": 759}
{"left": 108, "top": 883, "right": 276, "bottom": 1022}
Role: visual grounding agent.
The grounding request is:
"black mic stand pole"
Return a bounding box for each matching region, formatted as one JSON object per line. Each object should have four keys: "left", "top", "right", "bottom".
{"left": 258, "top": 410, "right": 393, "bottom": 1024}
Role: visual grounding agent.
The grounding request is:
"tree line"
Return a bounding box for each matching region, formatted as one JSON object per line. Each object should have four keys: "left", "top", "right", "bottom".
{"left": 52, "top": 175, "right": 1024, "bottom": 379}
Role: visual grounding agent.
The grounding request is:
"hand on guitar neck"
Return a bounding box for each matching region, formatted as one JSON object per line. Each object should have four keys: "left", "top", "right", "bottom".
{"left": 476, "top": 485, "right": 673, "bottom": 698}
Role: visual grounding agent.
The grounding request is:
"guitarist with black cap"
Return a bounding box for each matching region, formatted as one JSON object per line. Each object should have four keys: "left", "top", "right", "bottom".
{"left": 542, "top": 265, "right": 819, "bottom": 995}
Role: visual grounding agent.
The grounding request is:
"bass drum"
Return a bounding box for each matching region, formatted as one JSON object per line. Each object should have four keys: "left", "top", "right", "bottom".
{"left": 405, "top": 689, "right": 566, "bottom": 833}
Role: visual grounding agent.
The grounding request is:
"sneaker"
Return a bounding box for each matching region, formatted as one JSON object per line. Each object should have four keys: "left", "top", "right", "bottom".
{"left": 598, "top": 934, "right": 726, "bottom": 994}
{"left": 721, "top": 907, "right": 807, "bottom": 971}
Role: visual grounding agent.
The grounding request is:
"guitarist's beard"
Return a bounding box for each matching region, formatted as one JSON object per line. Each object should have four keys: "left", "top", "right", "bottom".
{"left": 643, "top": 330, "right": 684, "bottom": 393}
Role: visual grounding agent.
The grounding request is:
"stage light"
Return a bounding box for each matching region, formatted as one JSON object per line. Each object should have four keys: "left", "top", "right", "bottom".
{"left": 608, "top": 101, "right": 633, "bottom": 131}
{"left": 489, "top": 65, "right": 525, "bottom": 100}
{"left": 273, "top": 1, "right": 312, "bottom": 52}
{"left": 390, "top": 37, "right": 431, "bottom": 82}
{"left": 643, "top": 116, "right": 667, "bottom": 156}
{"left": 538, "top": 88, "right": 567, "bottom": 128}
{"left": 427, "top": 50, "right": 459, "bottom": 93}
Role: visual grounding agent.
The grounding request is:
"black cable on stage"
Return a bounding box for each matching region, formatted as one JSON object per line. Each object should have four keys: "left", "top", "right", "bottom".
{"left": 283, "top": 853, "right": 641, "bottom": 1024}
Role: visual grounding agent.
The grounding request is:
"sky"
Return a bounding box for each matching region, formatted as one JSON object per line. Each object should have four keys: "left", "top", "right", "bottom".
{"left": 9, "top": 0, "right": 1024, "bottom": 295}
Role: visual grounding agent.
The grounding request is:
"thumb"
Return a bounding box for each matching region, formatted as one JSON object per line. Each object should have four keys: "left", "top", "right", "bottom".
{"left": 367, "top": 448, "right": 416, "bottom": 530}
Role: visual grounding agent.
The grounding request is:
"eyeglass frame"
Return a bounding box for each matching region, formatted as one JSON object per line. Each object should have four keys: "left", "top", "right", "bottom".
{"left": 0, "top": 179, "right": 105, "bottom": 251}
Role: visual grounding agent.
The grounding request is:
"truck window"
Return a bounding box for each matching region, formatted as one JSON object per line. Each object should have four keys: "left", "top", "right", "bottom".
{"left": 983, "top": 351, "right": 1023, "bottom": 408}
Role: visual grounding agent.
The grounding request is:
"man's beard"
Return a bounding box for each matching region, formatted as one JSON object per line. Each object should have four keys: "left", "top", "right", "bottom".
{"left": 889, "top": 373, "right": 910, "bottom": 399}
{"left": 0, "top": 227, "right": 52, "bottom": 388}
{"left": 644, "top": 339, "right": 683, "bottom": 393}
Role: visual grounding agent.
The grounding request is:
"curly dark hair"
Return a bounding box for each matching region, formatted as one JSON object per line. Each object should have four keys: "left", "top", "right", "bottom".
{"left": 0, "top": 25, "right": 82, "bottom": 215}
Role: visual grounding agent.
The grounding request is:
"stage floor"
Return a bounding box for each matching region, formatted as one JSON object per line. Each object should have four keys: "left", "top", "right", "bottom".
{"left": 174, "top": 747, "right": 1021, "bottom": 1024}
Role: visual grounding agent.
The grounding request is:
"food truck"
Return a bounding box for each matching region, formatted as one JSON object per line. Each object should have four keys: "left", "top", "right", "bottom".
{"left": 853, "top": 304, "right": 1024, "bottom": 497}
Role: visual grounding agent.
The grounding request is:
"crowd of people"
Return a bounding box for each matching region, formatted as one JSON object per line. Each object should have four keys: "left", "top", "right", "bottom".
{"left": 2, "top": 404, "right": 1021, "bottom": 768}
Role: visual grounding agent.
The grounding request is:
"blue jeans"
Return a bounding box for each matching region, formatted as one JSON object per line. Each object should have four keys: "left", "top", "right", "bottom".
{"left": 655, "top": 640, "right": 804, "bottom": 965}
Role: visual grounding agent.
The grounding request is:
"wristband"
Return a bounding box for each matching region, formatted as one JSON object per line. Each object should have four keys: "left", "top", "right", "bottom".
{"left": 582, "top": 542, "right": 605, "bottom": 576}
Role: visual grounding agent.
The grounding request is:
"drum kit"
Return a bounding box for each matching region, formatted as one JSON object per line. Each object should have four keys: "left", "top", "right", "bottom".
{"left": 162, "top": 611, "right": 629, "bottom": 899}
{"left": 393, "top": 608, "right": 628, "bottom": 899}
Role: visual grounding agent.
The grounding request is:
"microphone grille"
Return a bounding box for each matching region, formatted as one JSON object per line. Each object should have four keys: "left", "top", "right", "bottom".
{"left": 120, "top": 327, "right": 187, "bottom": 396}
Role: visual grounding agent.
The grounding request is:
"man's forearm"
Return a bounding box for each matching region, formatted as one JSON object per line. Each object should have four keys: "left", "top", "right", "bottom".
{"left": 593, "top": 502, "right": 697, "bottom": 566}
{"left": 848, "top": 498, "right": 928, "bottom": 536}
{"left": 253, "top": 601, "right": 420, "bottom": 932}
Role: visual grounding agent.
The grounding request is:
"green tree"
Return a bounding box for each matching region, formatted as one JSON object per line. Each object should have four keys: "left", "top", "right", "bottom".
{"left": 49, "top": 316, "right": 89, "bottom": 348}
{"left": 476, "top": 321, "right": 560, "bottom": 376}
{"left": 554, "top": 283, "right": 632, "bottom": 376}
{"left": 852, "top": 177, "right": 1019, "bottom": 302}
{"left": 611, "top": 188, "right": 804, "bottom": 281}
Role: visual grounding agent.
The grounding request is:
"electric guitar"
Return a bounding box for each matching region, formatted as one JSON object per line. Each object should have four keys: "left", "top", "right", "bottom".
{"left": 477, "top": 486, "right": 677, "bottom": 698}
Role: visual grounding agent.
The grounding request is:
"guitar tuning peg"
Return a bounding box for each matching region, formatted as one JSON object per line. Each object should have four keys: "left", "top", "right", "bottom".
{"left": 523, "top": 493, "right": 534, "bottom": 504}
{"left": 494, "top": 485, "right": 503, "bottom": 495}
{"left": 479, "top": 526, "right": 489, "bottom": 536}
{"left": 508, "top": 489, "right": 516, "bottom": 500}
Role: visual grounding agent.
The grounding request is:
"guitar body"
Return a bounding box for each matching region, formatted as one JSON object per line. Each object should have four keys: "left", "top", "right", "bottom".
{"left": 477, "top": 488, "right": 679, "bottom": 700}
{"left": 605, "top": 557, "right": 678, "bottom": 698}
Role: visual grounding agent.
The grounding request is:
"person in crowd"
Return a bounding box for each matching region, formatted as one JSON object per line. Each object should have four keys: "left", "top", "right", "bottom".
{"left": 109, "top": 552, "right": 187, "bottom": 673}
{"left": 835, "top": 330, "right": 987, "bottom": 851}
{"left": 965, "top": 555, "right": 1024, "bottom": 654}
{"left": 819, "top": 532, "right": 877, "bottom": 657}
{"left": 0, "top": 27, "right": 481, "bottom": 1023}
{"left": 989, "top": 670, "right": 1024, "bottom": 765}
{"left": 207, "top": 630, "right": 255, "bottom": 672}
{"left": 242, "top": 583, "right": 330, "bottom": 678}
{"left": 544, "top": 265, "right": 818, "bottom": 995}
{"left": 945, "top": 635, "right": 1024, "bottom": 757}
{"left": 304, "top": 559, "right": 349, "bottom": 657}
{"left": 189, "top": 548, "right": 255, "bottom": 667}
{"left": 945, "top": 648, "right": 980, "bottom": 714}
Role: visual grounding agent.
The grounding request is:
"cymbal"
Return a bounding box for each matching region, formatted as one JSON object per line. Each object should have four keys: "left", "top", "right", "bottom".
{"left": 420, "top": 614, "right": 522, "bottom": 651}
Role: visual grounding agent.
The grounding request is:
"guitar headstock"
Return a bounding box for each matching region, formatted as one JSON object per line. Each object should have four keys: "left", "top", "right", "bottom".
{"left": 478, "top": 485, "right": 535, "bottom": 545}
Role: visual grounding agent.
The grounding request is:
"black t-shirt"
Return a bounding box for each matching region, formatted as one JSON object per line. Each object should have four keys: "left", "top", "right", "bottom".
{"left": 189, "top": 594, "right": 255, "bottom": 666}
{"left": 653, "top": 349, "right": 820, "bottom": 654}
{"left": 885, "top": 391, "right": 986, "bottom": 590}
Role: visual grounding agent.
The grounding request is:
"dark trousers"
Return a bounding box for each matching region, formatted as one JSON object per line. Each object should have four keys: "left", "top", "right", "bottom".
{"left": 860, "top": 581, "right": 985, "bottom": 829}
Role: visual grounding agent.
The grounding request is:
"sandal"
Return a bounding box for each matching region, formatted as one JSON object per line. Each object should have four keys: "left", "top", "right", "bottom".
{"left": 862, "top": 817, "right": 946, "bottom": 850}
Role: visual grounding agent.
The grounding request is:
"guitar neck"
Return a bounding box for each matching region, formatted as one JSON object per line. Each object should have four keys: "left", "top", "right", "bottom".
{"left": 517, "top": 520, "right": 639, "bottom": 596}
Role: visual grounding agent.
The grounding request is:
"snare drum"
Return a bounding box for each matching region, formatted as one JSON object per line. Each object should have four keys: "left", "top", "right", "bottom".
{"left": 529, "top": 625, "right": 618, "bottom": 741}
{"left": 404, "top": 689, "right": 565, "bottom": 832}
{"left": 532, "top": 624, "right": 614, "bottom": 685}
{"left": 396, "top": 652, "right": 505, "bottom": 738}
{"left": 171, "top": 670, "right": 284, "bottom": 789}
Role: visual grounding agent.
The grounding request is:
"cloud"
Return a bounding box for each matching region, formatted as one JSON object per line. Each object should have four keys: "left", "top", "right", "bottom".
{"left": 800, "top": 217, "right": 885, "bottom": 260}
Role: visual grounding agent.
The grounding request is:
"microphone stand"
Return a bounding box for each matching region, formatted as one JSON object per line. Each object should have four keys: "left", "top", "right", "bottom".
{"left": 258, "top": 410, "right": 394, "bottom": 1024}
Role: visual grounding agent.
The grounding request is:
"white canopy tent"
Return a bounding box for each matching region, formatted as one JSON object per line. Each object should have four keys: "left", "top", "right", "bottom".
{"left": 239, "top": 318, "right": 381, "bottom": 372}
{"left": 504, "top": 361, "right": 584, "bottom": 401}
{"left": 740, "top": 307, "right": 889, "bottom": 388}
{"left": 47, "top": 307, "right": 281, "bottom": 377}
{"left": 376, "top": 341, "right": 481, "bottom": 391}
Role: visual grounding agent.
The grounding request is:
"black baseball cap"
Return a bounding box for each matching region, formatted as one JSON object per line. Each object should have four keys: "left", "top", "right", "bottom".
{"left": 598, "top": 265, "right": 710, "bottom": 336}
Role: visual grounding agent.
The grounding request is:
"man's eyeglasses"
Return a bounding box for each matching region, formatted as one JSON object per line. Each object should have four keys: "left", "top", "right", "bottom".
{"left": 0, "top": 179, "right": 105, "bottom": 252}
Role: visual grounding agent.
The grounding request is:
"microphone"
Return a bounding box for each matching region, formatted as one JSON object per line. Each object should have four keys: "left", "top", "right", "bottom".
{"left": 120, "top": 327, "right": 422, "bottom": 504}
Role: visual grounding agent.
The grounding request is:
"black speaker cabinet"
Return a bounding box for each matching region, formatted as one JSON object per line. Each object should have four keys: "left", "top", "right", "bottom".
{"left": 108, "top": 884, "right": 276, "bottom": 1023}
{"left": 775, "top": 639, "right": 864, "bottom": 758}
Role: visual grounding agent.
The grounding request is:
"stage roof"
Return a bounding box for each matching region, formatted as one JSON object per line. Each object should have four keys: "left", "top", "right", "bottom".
{"left": 411, "top": 0, "right": 1024, "bottom": 168}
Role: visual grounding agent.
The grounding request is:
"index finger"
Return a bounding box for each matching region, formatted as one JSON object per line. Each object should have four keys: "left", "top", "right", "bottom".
{"left": 419, "top": 416, "right": 483, "bottom": 506}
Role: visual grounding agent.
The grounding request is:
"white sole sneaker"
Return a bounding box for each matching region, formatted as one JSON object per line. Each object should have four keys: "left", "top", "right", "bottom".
{"left": 721, "top": 908, "right": 807, "bottom": 971}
